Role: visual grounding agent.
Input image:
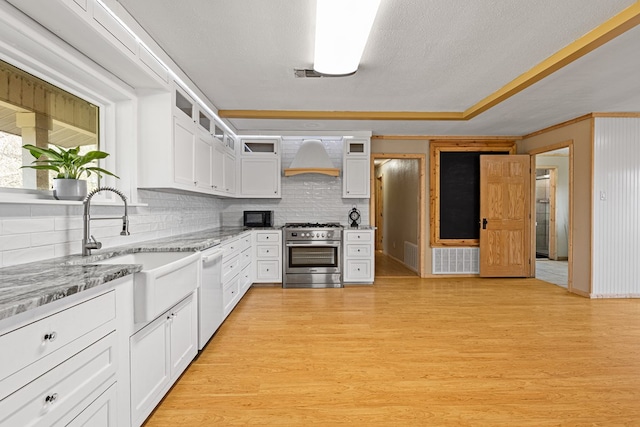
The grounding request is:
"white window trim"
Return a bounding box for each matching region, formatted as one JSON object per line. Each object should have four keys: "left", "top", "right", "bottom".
{"left": 0, "top": 2, "right": 136, "bottom": 205}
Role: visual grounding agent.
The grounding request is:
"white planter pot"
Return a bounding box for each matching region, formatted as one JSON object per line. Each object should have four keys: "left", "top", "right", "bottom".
{"left": 53, "top": 179, "right": 87, "bottom": 201}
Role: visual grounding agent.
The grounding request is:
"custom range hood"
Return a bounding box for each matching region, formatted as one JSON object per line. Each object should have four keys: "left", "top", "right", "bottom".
{"left": 284, "top": 139, "right": 340, "bottom": 177}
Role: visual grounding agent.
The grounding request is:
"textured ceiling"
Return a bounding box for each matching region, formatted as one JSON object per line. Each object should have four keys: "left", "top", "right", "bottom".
{"left": 117, "top": 0, "right": 640, "bottom": 136}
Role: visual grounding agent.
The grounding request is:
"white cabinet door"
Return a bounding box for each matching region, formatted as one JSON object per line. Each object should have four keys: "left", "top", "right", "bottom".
{"left": 169, "top": 293, "right": 198, "bottom": 380}
{"left": 240, "top": 157, "right": 280, "bottom": 197}
{"left": 211, "top": 141, "right": 225, "bottom": 193}
{"left": 194, "top": 134, "right": 212, "bottom": 190}
{"left": 343, "top": 157, "right": 370, "bottom": 198}
{"left": 224, "top": 153, "right": 236, "bottom": 194}
{"left": 173, "top": 116, "right": 196, "bottom": 187}
{"left": 130, "top": 314, "right": 170, "bottom": 426}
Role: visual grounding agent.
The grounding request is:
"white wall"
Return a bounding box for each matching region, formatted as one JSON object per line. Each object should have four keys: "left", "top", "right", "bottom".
{"left": 592, "top": 117, "right": 640, "bottom": 297}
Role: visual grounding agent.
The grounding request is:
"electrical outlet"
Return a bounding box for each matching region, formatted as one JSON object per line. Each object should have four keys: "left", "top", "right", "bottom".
{"left": 600, "top": 191, "right": 607, "bottom": 201}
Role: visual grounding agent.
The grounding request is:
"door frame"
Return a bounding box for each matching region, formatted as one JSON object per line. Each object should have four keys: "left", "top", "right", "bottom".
{"left": 375, "top": 175, "right": 384, "bottom": 250}
{"left": 528, "top": 141, "right": 574, "bottom": 290}
{"left": 370, "top": 153, "right": 426, "bottom": 277}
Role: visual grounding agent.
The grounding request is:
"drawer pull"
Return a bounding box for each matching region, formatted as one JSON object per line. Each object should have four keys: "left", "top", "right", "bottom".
{"left": 43, "top": 332, "right": 57, "bottom": 342}
{"left": 44, "top": 393, "right": 59, "bottom": 404}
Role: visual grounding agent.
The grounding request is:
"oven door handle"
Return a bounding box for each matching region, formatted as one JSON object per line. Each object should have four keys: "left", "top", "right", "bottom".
{"left": 285, "top": 242, "right": 341, "bottom": 248}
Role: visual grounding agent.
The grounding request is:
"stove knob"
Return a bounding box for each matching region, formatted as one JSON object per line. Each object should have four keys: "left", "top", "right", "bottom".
{"left": 321, "top": 233, "right": 325, "bottom": 238}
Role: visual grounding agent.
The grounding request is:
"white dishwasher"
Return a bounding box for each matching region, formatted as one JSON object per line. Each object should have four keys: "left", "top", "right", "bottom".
{"left": 198, "top": 247, "right": 224, "bottom": 350}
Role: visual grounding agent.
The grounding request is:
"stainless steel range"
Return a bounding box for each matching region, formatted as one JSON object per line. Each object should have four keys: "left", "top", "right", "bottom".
{"left": 283, "top": 223, "right": 343, "bottom": 288}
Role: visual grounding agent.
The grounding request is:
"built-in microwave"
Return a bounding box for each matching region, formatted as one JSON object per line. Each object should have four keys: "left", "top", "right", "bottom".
{"left": 243, "top": 210, "right": 274, "bottom": 228}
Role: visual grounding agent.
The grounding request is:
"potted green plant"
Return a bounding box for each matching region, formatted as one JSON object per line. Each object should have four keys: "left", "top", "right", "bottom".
{"left": 22, "top": 144, "right": 119, "bottom": 200}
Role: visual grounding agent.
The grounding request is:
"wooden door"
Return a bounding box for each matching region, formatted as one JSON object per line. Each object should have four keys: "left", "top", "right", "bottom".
{"left": 479, "top": 155, "right": 531, "bottom": 277}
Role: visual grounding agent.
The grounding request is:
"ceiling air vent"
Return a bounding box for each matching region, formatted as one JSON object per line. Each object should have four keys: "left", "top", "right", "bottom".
{"left": 294, "top": 68, "right": 324, "bottom": 78}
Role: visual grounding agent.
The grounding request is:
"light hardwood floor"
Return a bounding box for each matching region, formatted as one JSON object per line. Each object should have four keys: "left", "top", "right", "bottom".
{"left": 145, "top": 277, "right": 640, "bottom": 426}
{"left": 375, "top": 251, "right": 418, "bottom": 277}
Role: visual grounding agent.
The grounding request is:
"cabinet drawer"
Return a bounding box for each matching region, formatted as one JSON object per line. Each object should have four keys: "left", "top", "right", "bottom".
{"left": 241, "top": 247, "right": 251, "bottom": 269}
{"left": 256, "top": 260, "right": 280, "bottom": 280}
{"left": 0, "top": 291, "right": 116, "bottom": 384}
{"left": 223, "top": 278, "right": 239, "bottom": 310}
{"left": 222, "top": 253, "right": 240, "bottom": 283}
{"left": 346, "top": 244, "right": 372, "bottom": 257}
{"left": 255, "top": 231, "right": 280, "bottom": 243}
{"left": 239, "top": 265, "right": 252, "bottom": 295}
{"left": 345, "top": 231, "right": 373, "bottom": 242}
{"left": 66, "top": 382, "right": 117, "bottom": 427}
{"left": 256, "top": 244, "right": 279, "bottom": 258}
{"left": 345, "top": 259, "right": 372, "bottom": 279}
{"left": 221, "top": 237, "right": 241, "bottom": 259}
{"left": 239, "top": 233, "right": 252, "bottom": 251}
{"left": 0, "top": 333, "right": 116, "bottom": 427}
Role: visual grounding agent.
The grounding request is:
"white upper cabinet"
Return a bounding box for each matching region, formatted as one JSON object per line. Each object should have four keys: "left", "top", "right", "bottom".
{"left": 343, "top": 138, "right": 371, "bottom": 198}
{"left": 239, "top": 138, "right": 281, "bottom": 198}
{"left": 138, "top": 82, "right": 237, "bottom": 197}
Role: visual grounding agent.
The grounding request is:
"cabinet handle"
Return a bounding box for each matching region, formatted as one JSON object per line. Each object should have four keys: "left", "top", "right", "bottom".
{"left": 43, "top": 332, "right": 57, "bottom": 342}
{"left": 44, "top": 393, "right": 59, "bottom": 404}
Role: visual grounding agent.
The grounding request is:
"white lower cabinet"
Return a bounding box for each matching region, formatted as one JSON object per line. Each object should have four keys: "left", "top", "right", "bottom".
{"left": 67, "top": 382, "right": 117, "bottom": 426}
{"left": 343, "top": 229, "right": 375, "bottom": 284}
{"left": 252, "top": 230, "right": 282, "bottom": 283}
{"left": 0, "top": 288, "right": 121, "bottom": 427}
{"left": 219, "top": 232, "right": 252, "bottom": 317}
{"left": 130, "top": 291, "right": 197, "bottom": 426}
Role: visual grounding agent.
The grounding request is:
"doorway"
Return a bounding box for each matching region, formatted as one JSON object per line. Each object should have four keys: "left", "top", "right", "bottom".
{"left": 370, "top": 154, "right": 425, "bottom": 277}
{"left": 535, "top": 167, "right": 557, "bottom": 259}
{"left": 531, "top": 146, "right": 571, "bottom": 289}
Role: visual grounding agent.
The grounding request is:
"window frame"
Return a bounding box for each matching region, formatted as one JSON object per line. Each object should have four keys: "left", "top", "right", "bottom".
{"left": 0, "top": 36, "right": 120, "bottom": 204}
{"left": 430, "top": 140, "right": 516, "bottom": 247}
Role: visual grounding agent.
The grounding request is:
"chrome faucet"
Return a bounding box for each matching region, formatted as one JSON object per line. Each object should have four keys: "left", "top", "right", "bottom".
{"left": 82, "top": 187, "right": 130, "bottom": 256}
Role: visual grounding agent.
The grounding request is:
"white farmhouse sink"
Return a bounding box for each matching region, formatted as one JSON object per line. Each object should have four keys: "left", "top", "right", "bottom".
{"left": 95, "top": 251, "right": 201, "bottom": 323}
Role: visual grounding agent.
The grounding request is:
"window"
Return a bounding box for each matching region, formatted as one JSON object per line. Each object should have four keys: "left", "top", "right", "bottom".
{"left": 430, "top": 140, "right": 516, "bottom": 246}
{"left": 0, "top": 59, "right": 100, "bottom": 192}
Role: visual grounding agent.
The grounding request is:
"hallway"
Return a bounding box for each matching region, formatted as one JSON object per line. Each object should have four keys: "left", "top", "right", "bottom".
{"left": 374, "top": 251, "right": 418, "bottom": 277}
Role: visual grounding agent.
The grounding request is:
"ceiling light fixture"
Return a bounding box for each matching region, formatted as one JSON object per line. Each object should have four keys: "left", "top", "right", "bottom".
{"left": 313, "top": 0, "right": 381, "bottom": 76}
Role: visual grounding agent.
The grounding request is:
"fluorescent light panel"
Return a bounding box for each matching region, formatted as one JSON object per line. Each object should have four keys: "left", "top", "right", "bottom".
{"left": 314, "top": 0, "right": 381, "bottom": 76}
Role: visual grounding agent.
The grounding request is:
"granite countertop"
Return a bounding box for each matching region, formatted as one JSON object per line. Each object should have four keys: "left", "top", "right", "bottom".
{"left": 0, "top": 226, "right": 250, "bottom": 322}
{"left": 345, "top": 225, "right": 376, "bottom": 230}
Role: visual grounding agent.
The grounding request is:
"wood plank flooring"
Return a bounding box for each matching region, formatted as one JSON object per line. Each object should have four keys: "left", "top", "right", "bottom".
{"left": 145, "top": 278, "right": 640, "bottom": 426}
{"left": 374, "top": 251, "right": 417, "bottom": 277}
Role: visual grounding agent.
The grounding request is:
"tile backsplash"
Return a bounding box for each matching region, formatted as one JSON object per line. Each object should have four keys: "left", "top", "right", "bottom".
{"left": 223, "top": 138, "right": 369, "bottom": 226}
{"left": 0, "top": 139, "right": 368, "bottom": 267}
